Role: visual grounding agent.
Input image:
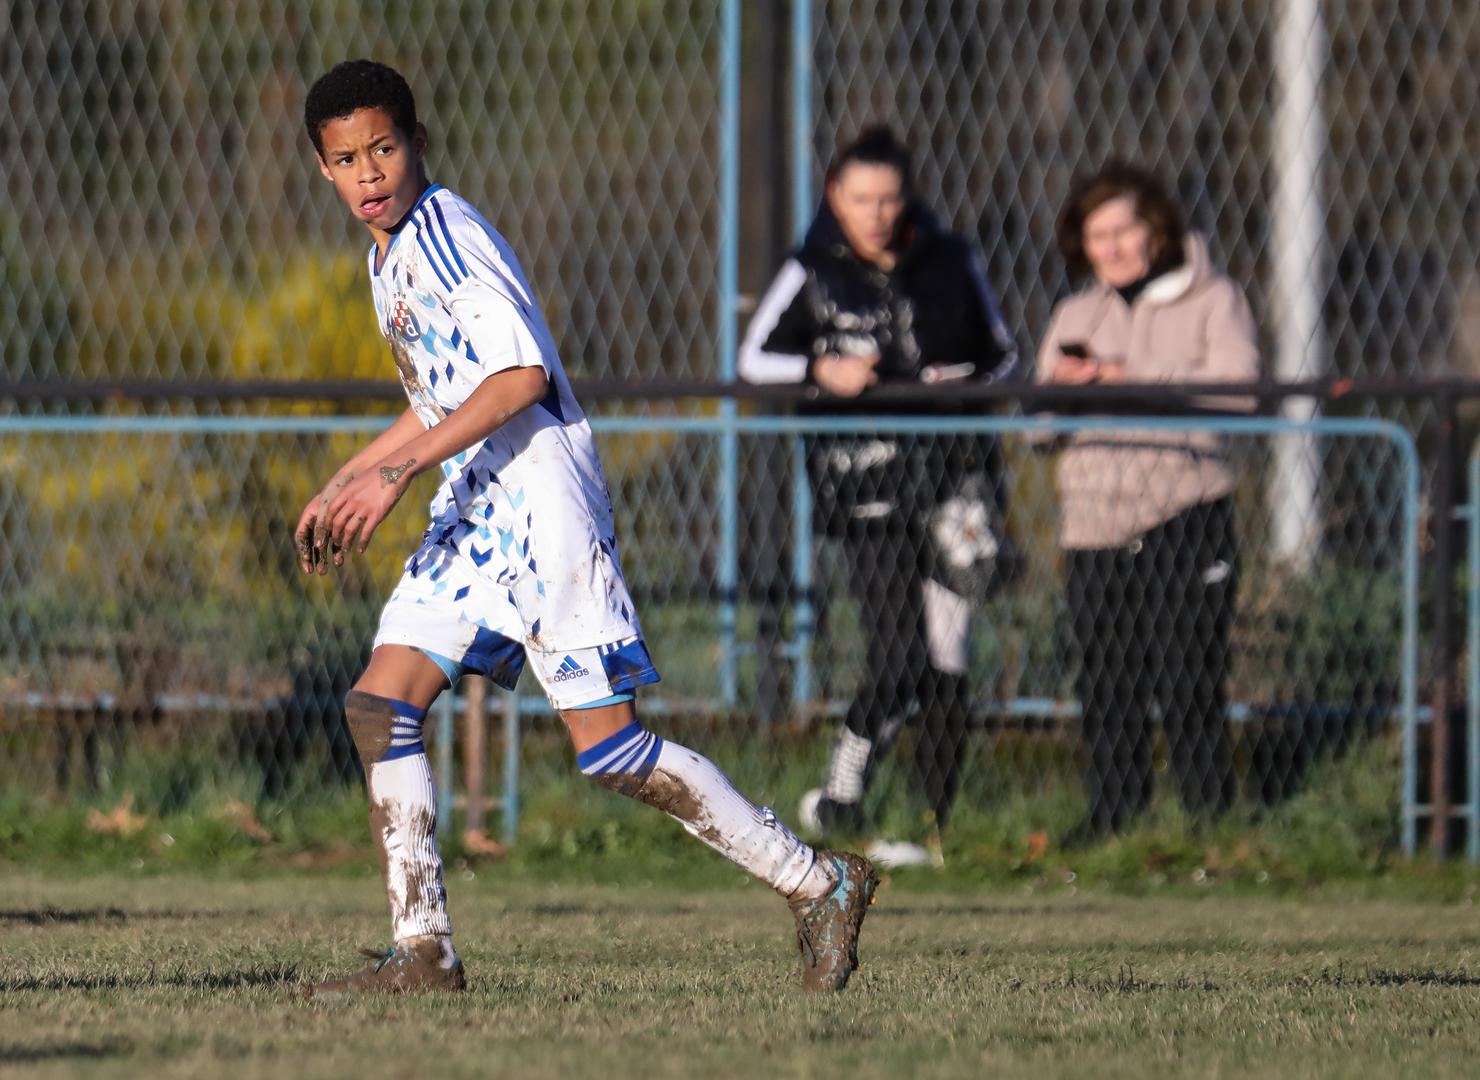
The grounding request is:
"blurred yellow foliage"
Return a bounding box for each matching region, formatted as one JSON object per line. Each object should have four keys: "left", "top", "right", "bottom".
{"left": 230, "top": 252, "right": 386, "bottom": 382}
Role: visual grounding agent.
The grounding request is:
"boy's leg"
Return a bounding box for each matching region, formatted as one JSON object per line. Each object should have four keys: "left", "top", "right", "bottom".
{"left": 561, "top": 698, "right": 877, "bottom": 991}
{"left": 563, "top": 701, "right": 832, "bottom": 897}
{"left": 310, "top": 644, "right": 464, "bottom": 996}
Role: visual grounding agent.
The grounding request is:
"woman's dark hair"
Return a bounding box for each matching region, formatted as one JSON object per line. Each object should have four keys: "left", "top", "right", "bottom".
{"left": 305, "top": 60, "right": 418, "bottom": 156}
{"left": 1055, "top": 161, "right": 1186, "bottom": 280}
{"left": 824, "top": 126, "right": 912, "bottom": 194}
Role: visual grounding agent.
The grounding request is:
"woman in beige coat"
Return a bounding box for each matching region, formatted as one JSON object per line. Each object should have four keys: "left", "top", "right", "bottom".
{"left": 1037, "top": 163, "right": 1260, "bottom": 840}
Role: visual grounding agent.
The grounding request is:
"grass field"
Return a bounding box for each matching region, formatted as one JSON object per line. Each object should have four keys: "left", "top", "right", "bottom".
{"left": 4, "top": 868, "right": 1480, "bottom": 1078}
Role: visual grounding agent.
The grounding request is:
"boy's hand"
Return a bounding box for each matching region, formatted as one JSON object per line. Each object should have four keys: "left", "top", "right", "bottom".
{"left": 295, "top": 471, "right": 357, "bottom": 575}
{"left": 326, "top": 456, "right": 419, "bottom": 557}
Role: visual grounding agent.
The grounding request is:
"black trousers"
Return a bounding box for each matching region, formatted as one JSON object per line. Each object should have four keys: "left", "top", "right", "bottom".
{"left": 838, "top": 521, "right": 971, "bottom": 829}
{"left": 1066, "top": 498, "right": 1237, "bottom": 835}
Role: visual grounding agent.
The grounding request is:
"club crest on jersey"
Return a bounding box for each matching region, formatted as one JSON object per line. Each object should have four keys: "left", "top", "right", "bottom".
{"left": 391, "top": 299, "right": 422, "bottom": 342}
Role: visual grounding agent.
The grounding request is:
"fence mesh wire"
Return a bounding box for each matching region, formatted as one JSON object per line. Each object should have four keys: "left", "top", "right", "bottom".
{"left": 5, "top": 4, "right": 1478, "bottom": 393}
{"left": 2, "top": 2, "right": 724, "bottom": 387}
{"left": 0, "top": 420, "right": 1419, "bottom": 855}
{"left": 1, "top": 2, "right": 1474, "bottom": 860}
{"left": 807, "top": 1, "right": 1480, "bottom": 394}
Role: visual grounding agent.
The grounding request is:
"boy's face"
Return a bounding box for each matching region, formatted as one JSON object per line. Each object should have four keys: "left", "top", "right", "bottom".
{"left": 315, "top": 107, "right": 427, "bottom": 232}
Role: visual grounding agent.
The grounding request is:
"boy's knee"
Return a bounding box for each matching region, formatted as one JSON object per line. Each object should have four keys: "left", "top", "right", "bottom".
{"left": 344, "top": 690, "right": 399, "bottom": 766}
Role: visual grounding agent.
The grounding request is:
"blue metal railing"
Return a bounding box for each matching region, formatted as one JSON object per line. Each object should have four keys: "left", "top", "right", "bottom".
{"left": 0, "top": 412, "right": 1421, "bottom": 850}
{"left": 1464, "top": 449, "right": 1480, "bottom": 862}
{"left": 791, "top": 0, "right": 814, "bottom": 242}
{"left": 718, "top": 0, "right": 741, "bottom": 706}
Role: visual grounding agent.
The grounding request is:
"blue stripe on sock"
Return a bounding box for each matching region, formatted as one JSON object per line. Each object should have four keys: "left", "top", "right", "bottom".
{"left": 575, "top": 722, "right": 643, "bottom": 773}
{"left": 605, "top": 734, "right": 652, "bottom": 776}
{"left": 384, "top": 699, "right": 426, "bottom": 722}
{"left": 381, "top": 740, "right": 426, "bottom": 762}
{"left": 635, "top": 735, "right": 664, "bottom": 777}
{"left": 576, "top": 723, "right": 662, "bottom": 785}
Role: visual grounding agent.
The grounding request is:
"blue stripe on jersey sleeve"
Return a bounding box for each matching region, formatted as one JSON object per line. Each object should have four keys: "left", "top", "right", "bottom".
{"left": 430, "top": 200, "right": 470, "bottom": 278}
{"left": 415, "top": 232, "right": 455, "bottom": 291}
{"left": 418, "top": 208, "right": 464, "bottom": 285}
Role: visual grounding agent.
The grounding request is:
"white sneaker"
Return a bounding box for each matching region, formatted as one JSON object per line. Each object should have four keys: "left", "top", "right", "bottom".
{"left": 798, "top": 788, "right": 825, "bottom": 834}
{"left": 865, "top": 838, "right": 939, "bottom": 869}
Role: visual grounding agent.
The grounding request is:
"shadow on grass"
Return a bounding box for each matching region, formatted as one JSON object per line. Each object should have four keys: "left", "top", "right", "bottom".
{"left": 2, "top": 963, "right": 300, "bottom": 993}
{"left": 1309, "top": 965, "right": 1480, "bottom": 989}
{"left": 1013, "top": 963, "right": 1480, "bottom": 996}
{"left": 0, "top": 906, "right": 247, "bottom": 925}
{"left": 872, "top": 902, "right": 1112, "bottom": 919}
{"left": 0, "top": 1038, "right": 131, "bottom": 1062}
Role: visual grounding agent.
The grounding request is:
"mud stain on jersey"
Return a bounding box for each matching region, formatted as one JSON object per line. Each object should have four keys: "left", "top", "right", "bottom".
{"left": 389, "top": 339, "right": 447, "bottom": 422}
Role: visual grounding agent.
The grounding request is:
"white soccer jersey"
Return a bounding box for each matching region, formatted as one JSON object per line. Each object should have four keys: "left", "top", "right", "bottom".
{"left": 367, "top": 184, "right": 643, "bottom": 661}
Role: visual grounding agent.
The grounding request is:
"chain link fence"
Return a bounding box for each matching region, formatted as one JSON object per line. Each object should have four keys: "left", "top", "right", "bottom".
{"left": 805, "top": 1, "right": 1480, "bottom": 398}
{"left": 1, "top": 3, "right": 1476, "bottom": 864}
{"left": 5, "top": 4, "right": 1477, "bottom": 396}
{"left": 2, "top": 2, "right": 726, "bottom": 389}
{"left": 0, "top": 415, "right": 1426, "bottom": 860}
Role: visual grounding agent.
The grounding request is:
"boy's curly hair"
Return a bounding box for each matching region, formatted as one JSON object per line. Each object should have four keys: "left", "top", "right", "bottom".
{"left": 304, "top": 60, "right": 417, "bottom": 156}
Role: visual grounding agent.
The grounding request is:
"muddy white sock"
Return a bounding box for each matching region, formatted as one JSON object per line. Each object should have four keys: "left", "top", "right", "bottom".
{"left": 578, "top": 723, "right": 838, "bottom": 901}
{"left": 360, "top": 696, "right": 452, "bottom": 941}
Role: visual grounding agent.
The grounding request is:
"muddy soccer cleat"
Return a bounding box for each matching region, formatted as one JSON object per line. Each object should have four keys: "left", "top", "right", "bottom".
{"left": 306, "top": 935, "right": 466, "bottom": 999}
{"left": 789, "top": 850, "right": 879, "bottom": 992}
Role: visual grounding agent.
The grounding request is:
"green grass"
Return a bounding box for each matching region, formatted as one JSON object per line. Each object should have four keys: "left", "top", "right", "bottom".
{"left": 8, "top": 725, "right": 1479, "bottom": 901}
{"left": 4, "top": 869, "right": 1480, "bottom": 1078}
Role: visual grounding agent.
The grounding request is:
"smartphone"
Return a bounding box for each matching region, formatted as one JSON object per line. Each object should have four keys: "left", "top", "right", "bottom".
{"left": 1059, "top": 341, "right": 1090, "bottom": 359}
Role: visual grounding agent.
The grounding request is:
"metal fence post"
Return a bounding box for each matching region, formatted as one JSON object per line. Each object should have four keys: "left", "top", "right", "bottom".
{"left": 718, "top": 0, "right": 741, "bottom": 708}
{"left": 790, "top": 0, "right": 813, "bottom": 237}
{"left": 502, "top": 689, "right": 521, "bottom": 849}
{"left": 1430, "top": 393, "right": 1457, "bottom": 859}
{"left": 435, "top": 691, "right": 455, "bottom": 837}
{"left": 1469, "top": 447, "right": 1480, "bottom": 863}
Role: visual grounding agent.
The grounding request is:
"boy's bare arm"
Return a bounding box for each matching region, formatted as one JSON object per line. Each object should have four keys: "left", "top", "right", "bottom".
{"left": 334, "top": 407, "right": 428, "bottom": 482}
{"left": 294, "top": 406, "right": 423, "bottom": 574}
{"left": 321, "top": 366, "right": 550, "bottom": 560}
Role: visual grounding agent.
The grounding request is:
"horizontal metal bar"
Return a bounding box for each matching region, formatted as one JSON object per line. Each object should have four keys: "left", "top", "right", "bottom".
{"left": 0, "top": 416, "right": 396, "bottom": 435}
{"left": 581, "top": 414, "right": 1414, "bottom": 442}
{"left": 1407, "top": 805, "right": 1478, "bottom": 819}
{"left": 0, "top": 413, "right": 1416, "bottom": 445}
{"left": 0, "top": 691, "right": 1423, "bottom": 726}
{"left": 5, "top": 375, "right": 1480, "bottom": 405}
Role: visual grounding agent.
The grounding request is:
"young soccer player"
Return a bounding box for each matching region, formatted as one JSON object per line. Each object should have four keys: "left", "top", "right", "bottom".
{"left": 296, "top": 60, "right": 877, "bottom": 996}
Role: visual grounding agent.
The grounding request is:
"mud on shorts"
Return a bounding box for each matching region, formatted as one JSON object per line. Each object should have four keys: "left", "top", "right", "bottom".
{"left": 371, "top": 563, "right": 660, "bottom": 712}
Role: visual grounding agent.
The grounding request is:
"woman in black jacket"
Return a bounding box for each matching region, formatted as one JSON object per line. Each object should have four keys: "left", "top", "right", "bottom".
{"left": 739, "top": 128, "right": 1019, "bottom": 865}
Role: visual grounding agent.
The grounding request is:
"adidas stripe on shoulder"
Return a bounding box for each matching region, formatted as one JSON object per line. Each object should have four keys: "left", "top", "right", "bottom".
{"left": 414, "top": 196, "right": 470, "bottom": 291}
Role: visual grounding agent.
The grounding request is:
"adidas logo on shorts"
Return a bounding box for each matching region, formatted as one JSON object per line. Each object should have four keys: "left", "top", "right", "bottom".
{"left": 552, "top": 655, "right": 591, "bottom": 683}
